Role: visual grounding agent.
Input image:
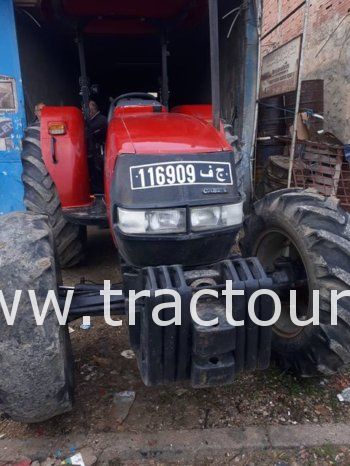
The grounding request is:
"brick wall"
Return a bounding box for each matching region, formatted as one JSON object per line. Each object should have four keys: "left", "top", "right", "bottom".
{"left": 262, "top": 0, "right": 350, "bottom": 54}
{"left": 261, "top": 0, "right": 350, "bottom": 142}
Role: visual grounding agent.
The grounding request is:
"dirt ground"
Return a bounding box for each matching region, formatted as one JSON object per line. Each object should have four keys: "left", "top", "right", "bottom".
{"left": 200, "top": 446, "right": 350, "bottom": 465}
{"left": 1, "top": 227, "right": 350, "bottom": 462}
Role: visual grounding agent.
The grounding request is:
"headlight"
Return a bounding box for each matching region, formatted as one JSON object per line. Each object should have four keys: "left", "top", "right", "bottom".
{"left": 191, "top": 202, "right": 243, "bottom": 231}
{"left": 118, "top": 207, "right": 186, "bottom": 234}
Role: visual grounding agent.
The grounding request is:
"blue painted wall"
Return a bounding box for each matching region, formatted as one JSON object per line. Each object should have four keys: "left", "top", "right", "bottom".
{"left": 0, "top": 0, "right": 26, "bottom": 214}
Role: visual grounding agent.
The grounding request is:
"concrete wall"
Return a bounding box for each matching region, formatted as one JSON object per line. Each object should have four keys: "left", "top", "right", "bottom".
{"left": 262, "top": 0, "right": 350, "bottom": 143}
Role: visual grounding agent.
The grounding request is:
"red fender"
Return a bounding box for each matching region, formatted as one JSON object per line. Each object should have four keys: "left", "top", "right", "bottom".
{"left": 40, "top": 107, "right": 92, "bottom": 208}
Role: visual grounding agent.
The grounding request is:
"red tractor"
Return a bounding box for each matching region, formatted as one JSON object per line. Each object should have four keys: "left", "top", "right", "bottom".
{"left": 1, "top": 0, "right": 350, "bottom": 423}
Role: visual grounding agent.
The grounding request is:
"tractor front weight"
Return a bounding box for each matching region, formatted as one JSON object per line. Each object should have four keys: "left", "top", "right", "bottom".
{"left": 61, "top": 256, "right": 275, "bottom": 388}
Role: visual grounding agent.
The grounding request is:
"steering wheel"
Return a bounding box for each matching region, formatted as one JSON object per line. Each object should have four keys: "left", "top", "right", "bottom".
{"left": 108, "top": 93, "right": 159, "bottom": 121}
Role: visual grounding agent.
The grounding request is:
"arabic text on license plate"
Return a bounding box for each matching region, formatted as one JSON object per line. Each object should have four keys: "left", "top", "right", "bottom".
{"left": 130, "top": 161, "right": 233, "bottom": 190}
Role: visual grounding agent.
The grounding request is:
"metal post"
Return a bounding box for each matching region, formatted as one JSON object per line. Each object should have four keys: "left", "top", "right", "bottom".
{"left": 287, "top": 0, "right": 311, "bottom": 188}
{"left": 251, "top": 0, "right": 263, "bottom": 199}
{"left": 161, "top": 32, "right": 169, "bottom": 108}
{"left": 76, "top": 32, "right": 90, "bottom": 121}
{"left": 208, "top": 0, "right": 221, "bottom": 130}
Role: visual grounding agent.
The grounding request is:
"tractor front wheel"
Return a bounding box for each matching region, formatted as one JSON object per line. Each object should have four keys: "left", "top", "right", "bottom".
{"left": 241, "top": 189, "right": 350, "bottom": 376}
{"left": 0, "top": 212, "right": 74, "bottom": 422}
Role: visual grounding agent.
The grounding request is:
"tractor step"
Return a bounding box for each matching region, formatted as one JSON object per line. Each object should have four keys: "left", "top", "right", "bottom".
{"left": 129, "top": 257, "right": 274, "bottom": 388}
{"left": 63, "top": 195, "right": 108, "bottom": 226}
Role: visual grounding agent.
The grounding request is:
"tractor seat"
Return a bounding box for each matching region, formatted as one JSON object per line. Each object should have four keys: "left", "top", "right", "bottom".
{"left": 115, "top": 97, "right": 162, "bottom": 108}
{"left": 108, "top": 92, "right": 164, "bottom": 121}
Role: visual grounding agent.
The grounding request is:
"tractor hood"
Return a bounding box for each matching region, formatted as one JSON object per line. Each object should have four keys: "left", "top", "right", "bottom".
{"left": 108, "top": 112, "right": 232, "bottom": 155}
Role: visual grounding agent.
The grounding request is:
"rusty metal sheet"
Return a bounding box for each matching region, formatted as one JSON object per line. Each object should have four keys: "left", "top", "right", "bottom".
{"left": 260, "top": 36, "right": 302, "bottom": 99}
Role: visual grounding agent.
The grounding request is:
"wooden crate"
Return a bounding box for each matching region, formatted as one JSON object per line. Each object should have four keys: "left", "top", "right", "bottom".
{"left": 292, "top": 140, "right": 350, "bottom": 210}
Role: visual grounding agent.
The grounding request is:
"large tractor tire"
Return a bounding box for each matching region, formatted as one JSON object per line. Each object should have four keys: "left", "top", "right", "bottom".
{"left": 0, "top": 212, "right": 74, "bottom": 422}
{"left": 241, "top": 188, "right": 350, "bottom": 376}
{"left": 21, "top": 124, "right": 86, "bottom": 268}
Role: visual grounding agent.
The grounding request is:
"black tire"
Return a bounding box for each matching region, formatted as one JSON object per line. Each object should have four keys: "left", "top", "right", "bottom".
{"left": 0, "top": 212, "right": 74, "bottom": 422}
{"left": 241, "top": 188, "right": 350, "bottom": 376}
{"left": 21, "top": 124, "right": 86, "bottom": 268}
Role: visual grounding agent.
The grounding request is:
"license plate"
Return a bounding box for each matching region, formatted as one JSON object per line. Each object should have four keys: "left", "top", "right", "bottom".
{"left": 130, "top": 161, "right": 233, "bottom": 190}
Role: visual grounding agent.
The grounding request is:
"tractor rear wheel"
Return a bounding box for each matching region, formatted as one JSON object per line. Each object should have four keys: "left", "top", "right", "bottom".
{"left": 21, "top": 124, "right": 86, "bottom": 268}
{"left": 241, "top": 188, "right": 350, "bottom": 376}
{"left": 0, "top": 212, "right": 74, "bottom": 422}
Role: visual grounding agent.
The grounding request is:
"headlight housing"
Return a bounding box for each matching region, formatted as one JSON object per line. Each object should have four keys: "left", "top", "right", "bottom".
{"left": 118, "top": 207, "right": 186, "bottom": 234}
{"left": 190, "top": 202, "right": 243, "bottom": 231}
{"left": 117, "top": 202, "right": 243, "bottom": 235}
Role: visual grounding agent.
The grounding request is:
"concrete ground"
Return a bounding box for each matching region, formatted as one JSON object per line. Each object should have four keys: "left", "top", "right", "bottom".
{"left": 1, "top": 227, "right": 350, "bottom": 465}
{"left": 2, "top": 423, "right": 350, "bottom": 464}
